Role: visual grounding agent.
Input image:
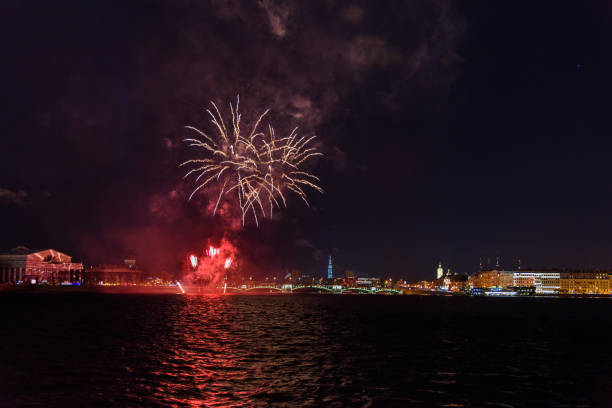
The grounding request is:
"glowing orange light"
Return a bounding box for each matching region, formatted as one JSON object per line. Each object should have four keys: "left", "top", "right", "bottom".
{"left": 224, "top": 257, "right": 232, "bottom": 269}
{"left": 189, "top": 255, "right": 198, "bottom": 269}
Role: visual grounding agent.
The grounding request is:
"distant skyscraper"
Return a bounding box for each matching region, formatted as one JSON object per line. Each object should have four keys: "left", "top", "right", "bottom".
{"left": 437, "top": 262, "right": 444, "bottom": 279}
{"left": 327, "top": 255, "right": 333, "bottom": 279}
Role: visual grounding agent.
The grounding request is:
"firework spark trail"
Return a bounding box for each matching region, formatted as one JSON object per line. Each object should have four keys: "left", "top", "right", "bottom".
{"left": 176, "top": 281, "right": 185, "bottom": 294}
{"left": 181, "top": 97, "right": 323, "bottom": 226}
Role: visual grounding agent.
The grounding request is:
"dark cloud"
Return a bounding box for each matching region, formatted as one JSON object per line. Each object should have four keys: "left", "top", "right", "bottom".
{"left": 293, "top": 239, "right": 314, "bottom": 249}
{"left": 0, "top": 189, "right": 28, "bottom": 206}
{"left": 342, "top": 5, "right": 364, "bottom": 24}
{"left": 346, "top": 36, "right": 402, "bottom": 69}
{"left": 135, "top": 0, "right": 464, "bottom": 140}
{"left": 259, "top": 0, "right": 290, "bottom": 38}
{"left": 313, "top": 249, "right": 324, "bottom": 262}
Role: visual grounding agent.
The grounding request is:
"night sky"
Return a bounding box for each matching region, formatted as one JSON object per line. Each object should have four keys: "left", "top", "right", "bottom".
{"left": 2, "top": 1, "right": 612, "bottom": 280}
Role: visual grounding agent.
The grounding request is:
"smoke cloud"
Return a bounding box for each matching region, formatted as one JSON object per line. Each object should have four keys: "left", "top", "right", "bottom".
{"left": 1, "top": 0, "right": 464, "bottom": 276}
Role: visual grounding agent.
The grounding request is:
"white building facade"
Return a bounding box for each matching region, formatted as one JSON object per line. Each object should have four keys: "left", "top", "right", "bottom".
{"left": 512, "top": 271, "right": 560, "bottom": 294}
{"left": 0, "top": 247, "right": 83, "bottom": 284}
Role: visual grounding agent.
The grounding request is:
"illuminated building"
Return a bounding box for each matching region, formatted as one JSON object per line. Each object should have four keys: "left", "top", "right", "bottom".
{"left": 513, "top": 270, "right": 560, "bottom": 294}
{"left": 512, "top": 272, "right": 536, "bottom": 287}
{"left": 356, "top": 277, "right": 380, "bottom": 288}
{"left": 299, "top": 273, "right": 314, "bottom": 284}
{"left": 533, "top": 271, "right": 560, "bottom": 294}
{"left": 443, "top": 274, "right": 468, "bottom": 292}
{"left": 472, "top": 269, "right": 560, "bottom": 294}
{"left": 124, "top": 257, "right": 137, "bottom": 268}
{"left": 560, "top": 271, "right": 609, "bottom": 295}
{"left": 83, "top": 259, "right": 143, "bottom": 285}
{"left": 0, "top": 246, "right": 83, "bottom": 284}
{"left": 436, "top": 262, "right": 443, "bottom": 279}
{"left": 472, "top": 269, "right": 514, "bottom": 288}
{"left": 344, "top": 270, "right": 356, "bottom": 287}
{"left": 290, "top": 269, "right": 303, "bottom": 282}
{"left": 327, "top": 255, "right": 333, "bottom": 279}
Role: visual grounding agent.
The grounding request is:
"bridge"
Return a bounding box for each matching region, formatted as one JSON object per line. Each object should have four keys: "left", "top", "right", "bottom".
{"left": 223, "top": 285, "right": 403, "bottom": 295}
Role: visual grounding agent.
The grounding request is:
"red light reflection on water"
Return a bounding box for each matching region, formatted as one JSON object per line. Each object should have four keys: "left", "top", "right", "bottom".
{"left": 146, "top": 295, "right": 264, "bottom": 406}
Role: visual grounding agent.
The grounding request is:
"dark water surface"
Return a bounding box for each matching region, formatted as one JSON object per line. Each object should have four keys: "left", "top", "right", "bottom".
{"left": 1, "top": 294, "right": 612, "bottom": 407}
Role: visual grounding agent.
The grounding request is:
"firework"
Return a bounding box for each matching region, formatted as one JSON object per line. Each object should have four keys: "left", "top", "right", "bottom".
{"left": 176, "top": 281, "right": 185, "bottom": 294}
{"left": 185, "top": 239, "right": 237, "bottom": 289}
{"left": 189, "top": 254, "right": 198, "bottom": 269}
{"left": 206, "top": 245, "right": 219, "bottom": 258}
{"left": 181, "top": 96, "right": 323, "bottom": 225}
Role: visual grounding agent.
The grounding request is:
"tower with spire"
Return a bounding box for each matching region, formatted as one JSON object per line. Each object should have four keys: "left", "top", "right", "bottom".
{"left": 327, "top": 255, "right": 333, "bottom": 279}
{"left": 436, "top": 262, "right": 444, "bottom": 279}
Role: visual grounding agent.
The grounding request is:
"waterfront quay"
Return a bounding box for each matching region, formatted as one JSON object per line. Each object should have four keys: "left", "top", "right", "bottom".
{"left": 4, "top": 246, "right": 612, "bottom": 297}
{"left": 417, "top": 267, "right": 612, "bottom": 297}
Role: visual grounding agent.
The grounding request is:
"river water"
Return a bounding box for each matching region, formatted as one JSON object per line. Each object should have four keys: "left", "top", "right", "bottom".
{"left": 1, "top": 293, "right": 611, "bottom": 407}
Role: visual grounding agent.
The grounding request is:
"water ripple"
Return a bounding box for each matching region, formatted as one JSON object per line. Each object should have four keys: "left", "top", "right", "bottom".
{"left": 0, "top": 294, "right": 611, "bottom": 407}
